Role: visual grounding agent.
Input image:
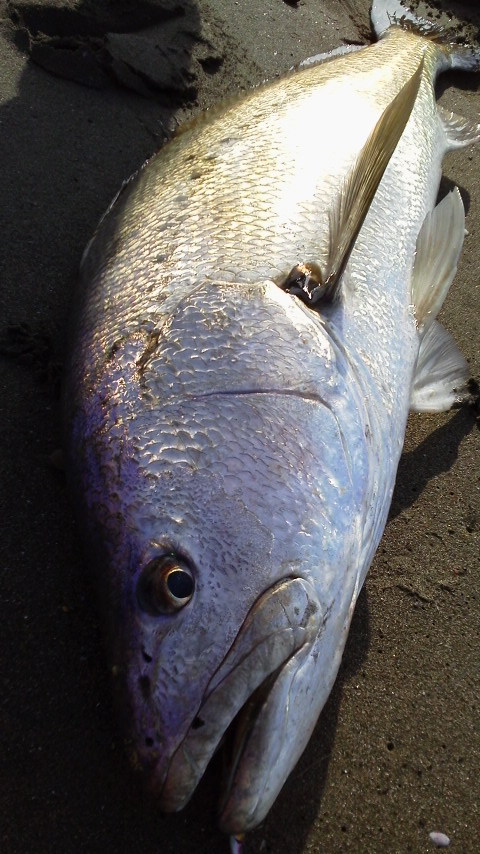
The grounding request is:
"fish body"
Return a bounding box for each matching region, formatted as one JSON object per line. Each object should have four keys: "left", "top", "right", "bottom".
{"left": 65, "top": 0, "right": 478, "bottom": 835}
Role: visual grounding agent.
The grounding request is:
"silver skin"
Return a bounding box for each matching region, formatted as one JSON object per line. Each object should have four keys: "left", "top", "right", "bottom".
{"left": 65, "top": 8, "right": 473, "bottom": 836}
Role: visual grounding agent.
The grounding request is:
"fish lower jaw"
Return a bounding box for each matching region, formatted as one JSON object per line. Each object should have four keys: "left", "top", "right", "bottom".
{"left": 216, "top": 669, "right": 283, "bottom": 833}
{"left": 156, "top": 655, "right": 296, "bottom": 829}
{"left": 157, "top": 577, "right": 323, "bottom": 829}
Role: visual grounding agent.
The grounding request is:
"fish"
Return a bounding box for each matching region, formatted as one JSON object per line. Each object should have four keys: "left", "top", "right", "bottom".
{"left": 64, "top": 0, "right": 480, "bottom": 841}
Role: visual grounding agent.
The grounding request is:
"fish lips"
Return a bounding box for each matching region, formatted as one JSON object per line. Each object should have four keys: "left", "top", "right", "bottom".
{"left": 158, "top": 576, "right": 323, "bottom": 827}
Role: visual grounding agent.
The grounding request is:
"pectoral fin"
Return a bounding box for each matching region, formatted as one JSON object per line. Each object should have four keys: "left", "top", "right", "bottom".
{"left": 410, "top": 321, "right": 469, "bottom": 412}
{"left": 411, "top": 187, "right": 465, "bottom": 331}
{"left": 410, "top": 188, "right": 469, "bottom": 412}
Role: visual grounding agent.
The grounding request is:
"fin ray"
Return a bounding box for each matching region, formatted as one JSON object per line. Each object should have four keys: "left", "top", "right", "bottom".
{"left": 438, "top": 106, "right": 480, "bottom": 150}
{"left": 411, "top": 321, "right": 469, "bottom": 412}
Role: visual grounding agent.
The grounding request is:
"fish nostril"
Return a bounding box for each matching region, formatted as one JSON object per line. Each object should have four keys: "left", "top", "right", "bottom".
{"left": 138, "top": 675, "right": 151, "bottom": 699}
{"left": 141, "top": 647, "right": 153, "bottom": 663}
{"left": 191, "top": 716, "right": 205, "bottom": 730}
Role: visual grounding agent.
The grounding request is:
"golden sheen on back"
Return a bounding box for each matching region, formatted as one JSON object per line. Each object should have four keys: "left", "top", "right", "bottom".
{"left": 81, "top": 26, "right": 438, "bottom": 345}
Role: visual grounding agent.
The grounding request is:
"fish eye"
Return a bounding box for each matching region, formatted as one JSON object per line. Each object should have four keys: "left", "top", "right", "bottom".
{"left": 136, "top": 555, "right": 195, "bottom": 616}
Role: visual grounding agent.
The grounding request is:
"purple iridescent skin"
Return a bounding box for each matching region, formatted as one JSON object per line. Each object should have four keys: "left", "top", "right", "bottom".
{"left": 66, "top": 279, "right": 372, "bottom": 831}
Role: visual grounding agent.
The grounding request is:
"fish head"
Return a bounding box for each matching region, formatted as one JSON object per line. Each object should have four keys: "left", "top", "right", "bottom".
{"left": 69, "top": 281, "right": 367, "bottom": 832}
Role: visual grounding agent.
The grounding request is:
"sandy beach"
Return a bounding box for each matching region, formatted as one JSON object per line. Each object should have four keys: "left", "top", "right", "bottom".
{"left": 0, "top": 1, "right": 478, "bottom": 852}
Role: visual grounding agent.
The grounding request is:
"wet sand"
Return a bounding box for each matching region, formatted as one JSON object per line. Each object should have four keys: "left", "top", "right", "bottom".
{"left": 0, "top": 1, "right": 478, "bottom": 852}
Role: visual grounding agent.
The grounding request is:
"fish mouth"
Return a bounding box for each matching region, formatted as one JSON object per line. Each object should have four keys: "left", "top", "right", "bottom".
{"left": 158, "top": 576, "right": 323, "bottom": 831}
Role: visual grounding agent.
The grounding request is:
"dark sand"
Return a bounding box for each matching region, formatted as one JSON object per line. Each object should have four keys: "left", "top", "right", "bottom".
{"left": 0, "top": 1, "right": 478, "bottom": 852}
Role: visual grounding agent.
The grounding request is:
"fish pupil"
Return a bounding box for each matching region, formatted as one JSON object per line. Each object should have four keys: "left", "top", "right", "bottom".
{"left": 167, "top": 568, "right": 194, "bottom": 600}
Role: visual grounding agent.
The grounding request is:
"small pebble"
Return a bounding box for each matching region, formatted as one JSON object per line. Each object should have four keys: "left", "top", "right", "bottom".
{"left": 429, "top": 831, "right": 451, "bottom": 848}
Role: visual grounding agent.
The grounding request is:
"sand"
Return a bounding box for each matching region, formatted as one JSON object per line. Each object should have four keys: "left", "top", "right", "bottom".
{"left": 0, "top": 1, "right": 478, "bottom": 852}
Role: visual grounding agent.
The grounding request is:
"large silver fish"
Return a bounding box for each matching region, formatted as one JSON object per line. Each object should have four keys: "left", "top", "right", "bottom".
{"left": 64, "top": 0, "right": 479, "bottom": 839}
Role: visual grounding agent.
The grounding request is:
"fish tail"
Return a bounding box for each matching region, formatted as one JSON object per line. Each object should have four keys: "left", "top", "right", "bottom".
{"left": 371, "top": 0, "right": 480, "bottom": 72}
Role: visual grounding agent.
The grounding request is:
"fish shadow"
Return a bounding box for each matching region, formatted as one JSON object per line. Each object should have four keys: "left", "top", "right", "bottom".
{"left": 389, "top": 405, "right": 477, "bottom": 521}
{"left": 437, "top": 67, "right": 480, "bottom": 98}
{"left": 439, "top": 174, "right": 471, "bottom": 214}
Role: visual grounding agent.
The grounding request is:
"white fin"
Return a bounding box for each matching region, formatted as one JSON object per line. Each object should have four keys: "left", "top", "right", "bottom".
{"left": 411, "top": 188, "right": 465, "bottom": 331}
{"left": 438, "top": 106, "right": 480, "bottom": 150}
{"left": 411, "top": 321, "right": 469, "bottom": 412}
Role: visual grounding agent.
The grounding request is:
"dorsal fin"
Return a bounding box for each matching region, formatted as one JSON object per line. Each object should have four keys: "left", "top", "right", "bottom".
{"left": 320, "top": 59, "right": 423, "bottom": 301}
{"left": 278, "top": 60, "right": 424, "bottom": 307}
